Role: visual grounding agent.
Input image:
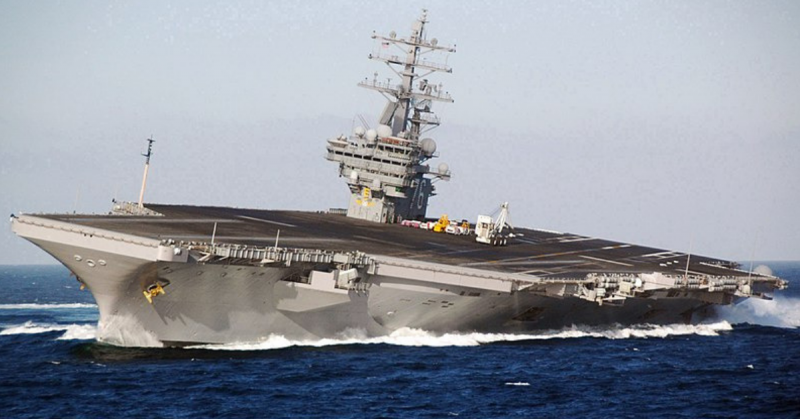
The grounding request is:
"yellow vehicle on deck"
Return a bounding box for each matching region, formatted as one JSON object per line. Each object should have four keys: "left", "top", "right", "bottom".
{"left": 432, "top": 214, "right": 449, "bottom": 233}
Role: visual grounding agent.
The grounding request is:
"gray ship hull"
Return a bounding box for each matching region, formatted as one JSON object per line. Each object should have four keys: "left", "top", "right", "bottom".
{"left": 14, "top": 211, "right": 758, "bottom": 347}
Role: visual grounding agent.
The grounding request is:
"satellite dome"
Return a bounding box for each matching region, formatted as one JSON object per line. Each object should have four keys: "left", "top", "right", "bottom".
{"left": 754, "top": 265, "right": 773, "bottom": 276}
{"left": 419, "top": 138, "right": 437, "bottom": 156}
{"left": 354, "top": 126, "right": 366, "bottom": 137}
{"left": 438, "top": 163, "right": 450, "bottom": 175}
{"left": 365, "top": 129, "right": 378, "bottom": 142}
{"left": 376, "top": 124, "right": 392, "bottom": 139}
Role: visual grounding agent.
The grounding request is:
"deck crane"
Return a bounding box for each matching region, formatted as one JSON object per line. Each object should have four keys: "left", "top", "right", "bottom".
{"left": 475, "top": 202, "right": 519, "bottom": 246}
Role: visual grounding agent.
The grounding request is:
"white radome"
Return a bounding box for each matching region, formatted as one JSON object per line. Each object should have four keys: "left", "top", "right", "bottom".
{"left": 376, "top": 124, "right": 393, "bottom": 139}
{"left": 420, "top": 138, "right": 437, "bottom": 156}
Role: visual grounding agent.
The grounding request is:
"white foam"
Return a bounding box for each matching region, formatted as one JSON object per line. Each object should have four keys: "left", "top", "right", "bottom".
{"left": 0, "top": 303, "right": 97, "bottom": 310}
{"left": 715, "top": 296, "right": 800, "bottom": 329}
{"left": 190, "top": 322, "right": 733, "bottom": 351}
{"left": 0, "top": 321, "right": 96, "bottom": 340}
{"left": 58, "top": 324, "right": 97, "bottom": 340}
{"left": 505, "top": 382, "right": 531, "bottom": 386}
{"left": 96, "top": 314, "right": 163, "bottom": 348}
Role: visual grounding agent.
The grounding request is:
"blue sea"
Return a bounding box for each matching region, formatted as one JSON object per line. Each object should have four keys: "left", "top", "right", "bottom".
{"left": 1, "top": 263, "right": 798, "bottom": 418}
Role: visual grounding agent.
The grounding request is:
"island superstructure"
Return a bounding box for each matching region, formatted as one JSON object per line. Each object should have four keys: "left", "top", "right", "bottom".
{"left": 326, "top": 10, "right": 453, "bottom": 223}
{"left": 10, "top": 11, "right": 786, "bottom": 347}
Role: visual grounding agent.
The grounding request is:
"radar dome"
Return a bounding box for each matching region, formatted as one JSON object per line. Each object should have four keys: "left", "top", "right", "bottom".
{"left": 419, "top": 138, "right": 437, "bottom": 156}
{"left": 365, "top": 129, "right": 378, "bottom": 142}
{"left": 438, "top": 163, "right": 450, "bottom": 175}
{"left": 354, "top": 126, "right": 366, "bottom": 137}
{"left": 754, "top": 265, "right": 773, "bottom": 276}
{"left": 376, "top": 124, "right": 393, "bottom": 139}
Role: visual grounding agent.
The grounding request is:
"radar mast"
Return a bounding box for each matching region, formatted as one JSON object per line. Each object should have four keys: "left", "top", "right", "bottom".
{"left": 360, "top": 9, "right": 456, "bottom": 139}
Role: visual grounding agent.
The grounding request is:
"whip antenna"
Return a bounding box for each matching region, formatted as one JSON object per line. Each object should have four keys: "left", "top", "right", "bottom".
{"left": 137, "top": 137, "right": 155, "bottom": 209}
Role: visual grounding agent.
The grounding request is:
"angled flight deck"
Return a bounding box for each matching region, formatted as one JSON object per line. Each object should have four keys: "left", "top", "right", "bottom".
{"left": 38, "top": 204, "right": 753, "bottom": 281}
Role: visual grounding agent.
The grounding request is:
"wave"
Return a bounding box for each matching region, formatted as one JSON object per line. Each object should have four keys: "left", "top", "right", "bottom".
{"left": 715, "top": 296, "right": 800, "bottom": 329}
{"left": 0, "top": 321, "right": 96, "bottom": 340}
{"left": 0, "top": 303, "right": 97, "bottom": 310}
{"left": 190, "top": 322, "right": 733, "bottom": 351}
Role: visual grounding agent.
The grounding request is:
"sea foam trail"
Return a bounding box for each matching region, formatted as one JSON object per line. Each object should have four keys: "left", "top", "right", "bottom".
{"left": 0, "top": 321, "right": 735, "bottom": 348}
{"left": 191, "top": 322, "right": 733, "bottom": 351}
{"left": 0, "top": 321, "right": 96, "bottom": 340}
{"left": 715, "top": 296, "right": 800, "bottom": 329}
{"left": 0, "top": 303, "right": 97, "bottom": 310}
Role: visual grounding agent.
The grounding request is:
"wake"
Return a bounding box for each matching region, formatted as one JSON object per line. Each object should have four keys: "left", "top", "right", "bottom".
{"left": 1, "top": 298, "right": 795, "bottom": 349}
{"left": 0, "top": 321, "right": 96, "bottom": 340}
{"left": 192, "top": 322, "right": 734, "bottom": 351}
{"left": 714, "top": 296, "right": 800, "bottom": 329}
{"left": 196, "top": 296, "right": 800, "bottom": 351}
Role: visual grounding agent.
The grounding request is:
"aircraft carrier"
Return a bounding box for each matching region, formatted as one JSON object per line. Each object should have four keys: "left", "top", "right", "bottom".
{"left": 11, "top": 11, "right": 786, "bottom": 347}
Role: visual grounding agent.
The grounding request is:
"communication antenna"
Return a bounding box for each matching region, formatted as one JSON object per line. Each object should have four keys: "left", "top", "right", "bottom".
{"left": 746, "top": 229, "right": 760, "bottom": 287}
{"left": 73, "top": 187, "right": 80, "bottom": 214}
{"left": 357, "top": 114, "right": 371, "bottom": 130}
{"left": 683, "top": 235, "right": 694, "bottom": 286}
{"left": 137, "top": 137, "right": 155, "bottom": 209}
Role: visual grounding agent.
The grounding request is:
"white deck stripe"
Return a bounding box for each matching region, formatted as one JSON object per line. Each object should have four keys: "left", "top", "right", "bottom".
{"left": 237, "top": 215, "right": 297, "bottom": 228}
{"left": 68, "top": 218, "right": 241, "bottom": 223}
{"left": 579, "top": 255, "right": 634, "bottom": 267}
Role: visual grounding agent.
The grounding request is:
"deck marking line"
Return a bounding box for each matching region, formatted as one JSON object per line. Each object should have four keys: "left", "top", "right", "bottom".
{"left": 238, "top": 215, "right": 297, "bottom": 228}
{"left": 579, "top": 255, "right": 634, "bottom": 267}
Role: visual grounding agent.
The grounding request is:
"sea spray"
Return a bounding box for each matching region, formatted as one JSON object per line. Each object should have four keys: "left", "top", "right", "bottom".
{"left": 190, "top": 322, "right": 734, "bottom": 351}
{"left": 96, "top": 314, "right": 163, "bottom": 348}
{"left": 715, "top": 296, "right": 800, "bottom": 329}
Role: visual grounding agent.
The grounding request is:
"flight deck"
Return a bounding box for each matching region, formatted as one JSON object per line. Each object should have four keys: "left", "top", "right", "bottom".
{"left": 38, "top": 203, "right": 754, "bottom": 281}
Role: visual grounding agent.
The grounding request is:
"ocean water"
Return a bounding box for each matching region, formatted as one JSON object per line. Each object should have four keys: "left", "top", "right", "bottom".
{"left": 1, "top": 263, "right": 798, "bottom": 418}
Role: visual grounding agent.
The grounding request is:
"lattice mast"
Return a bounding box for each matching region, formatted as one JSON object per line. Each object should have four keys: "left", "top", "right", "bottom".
{"left": 325, "top": 10, "right": 456, "bottom": 224}
{"left": 360, "top": 9, "right": 456, "bottom": 139}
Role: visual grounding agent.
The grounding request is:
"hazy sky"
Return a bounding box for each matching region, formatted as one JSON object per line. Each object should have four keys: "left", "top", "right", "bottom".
{"left": 1, "top": 0, "right": 798, "bottom": 264}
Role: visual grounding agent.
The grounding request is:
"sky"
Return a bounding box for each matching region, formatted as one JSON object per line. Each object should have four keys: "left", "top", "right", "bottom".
{"left": 1, "top": 0, "right": 798, "bottom": 264}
